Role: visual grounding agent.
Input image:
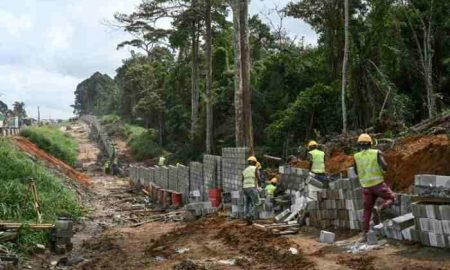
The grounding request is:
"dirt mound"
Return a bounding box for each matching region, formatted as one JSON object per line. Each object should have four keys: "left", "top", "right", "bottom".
{"left": 12, "top": 136, "right": 91, "bottom": 186}
{"left": 385, "top": 134, "right": 450, "bottom": 191}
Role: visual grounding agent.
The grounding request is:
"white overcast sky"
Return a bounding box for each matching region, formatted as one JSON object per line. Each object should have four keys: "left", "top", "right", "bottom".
{"left": 0, "top": 0, "right": 317, "bottom": 119}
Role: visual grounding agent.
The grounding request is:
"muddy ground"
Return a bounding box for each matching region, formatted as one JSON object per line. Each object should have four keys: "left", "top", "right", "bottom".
{"left": 25, "top": 123, "right": 450, "bottom": 270}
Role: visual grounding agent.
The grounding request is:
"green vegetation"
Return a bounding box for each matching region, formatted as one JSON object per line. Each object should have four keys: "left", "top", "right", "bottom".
{"left": 20, "top": 126, "right": 78, "bottom": 165}
{"left": 73, "top": 0, "right": 450, "bottom": 160}
{"left": 0, "top": 139, "right": 83, "bottom": 251}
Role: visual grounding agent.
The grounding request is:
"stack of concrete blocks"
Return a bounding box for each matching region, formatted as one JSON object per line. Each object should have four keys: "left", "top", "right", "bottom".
{"left": 185, "top": 201, "right": 215, "bottom": 217}
{"left": 411, "top": 202, "right": 450, "bottom": 248}
{"left": 308, "top": 177, "right": 363, "bottom": 230}
{"left": 278, "top": 166, "right": 309, "bottom": 193}
{"left": 177, "top": 165, "right": 190, "bottom": 203}
{"left": 222, "top": 147, "right": 250, "bottom": 192}
{"left": 410, "top": 174, "right": 450, "bottom": 248}
{"left": 414, "top": 174, "right": 450, "bottom": 198}
{"left": 385, "top": 193, "right": 413, "bottom": 217}
{"left": 160, "top": 166, "right": 169, "bottom": 190}
{"left": 203, "top": 154, "right": 223, "bottom": 191}
{"left": 231, "top": 190, "right": 245, "bottom": 218}
{"left": 168, "top": 165, "right": 178, "bottom": 191}
{"left": 148, "top": 167, "right": 155, "bottom": 186}
{"left": 138, "top": 166, "right": 146, "bottom": 187}
{"left": 257, "top": 198, "right": 275, "bottom": 219}
{"left": 189, "top": 162, "right": 205, "bottom": 201}
{"left": 375, "top": 213, "right": 415, "bottom": 241}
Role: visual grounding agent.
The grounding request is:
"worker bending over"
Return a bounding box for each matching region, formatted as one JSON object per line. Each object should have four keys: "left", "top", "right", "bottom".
{"left": 265, "top": 177, "right": 278, "bottom": 197}
{"left": 353, "top": 133, "right": 395, "bottom": 241}
{"left": 242, "top": 156, "right": 261, "bottom": 224}
{"left": 307, "top": 140, "right": 326, "bottom": 182}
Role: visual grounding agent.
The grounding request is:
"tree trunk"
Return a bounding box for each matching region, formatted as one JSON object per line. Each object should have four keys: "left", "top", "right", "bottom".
{"left": 341, "top": 0, "right": 349, "bottom": 133}
{"left": 230, "top": 0, "right": 244, "bottom": 147}
{"left": 191, "top": 18, "right": 200, "bottom": 139}
{"left": 239, "top": 0, "right": 253, "bottom": 151}
{"left": 205, "top": 0, "right": 213, "bottom": 154}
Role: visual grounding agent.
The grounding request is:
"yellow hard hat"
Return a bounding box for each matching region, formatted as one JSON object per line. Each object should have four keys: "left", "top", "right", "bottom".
{"left": 270, "top": 178, "right": 278, "bottom": 184}
{"left": 308, "top": 140, "right": 318, "bottom": 148}
{"left": 248, "top": 156, "right": 258, "bottom": 162}
{"left": 357, "top": 133, "right": 373, "bottom": 144}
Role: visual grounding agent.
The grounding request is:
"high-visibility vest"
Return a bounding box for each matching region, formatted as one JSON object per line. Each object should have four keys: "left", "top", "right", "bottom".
{"left": 354, "top": 149, "right": 384, "bottom": 188}
{"left": 242, "top": 165, "right": 257, "bottom": 188}
{"left": 265, "top": 184, "right": 276, "bottom": 195}
{"left": 309, "top": 149, "right": 325, "bottom": 173}
{"left": 158, "top": 157, "right": 166, "bottom": 166}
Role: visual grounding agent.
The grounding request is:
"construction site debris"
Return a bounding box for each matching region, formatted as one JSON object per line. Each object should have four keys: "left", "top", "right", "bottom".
{"left": 319, "top": 230, "right": 335, "bottom": 244}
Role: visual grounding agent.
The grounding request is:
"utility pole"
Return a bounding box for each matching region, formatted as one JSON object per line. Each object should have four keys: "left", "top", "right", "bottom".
{"left": 37, "top": 106, "right": 41, "bottom": 126}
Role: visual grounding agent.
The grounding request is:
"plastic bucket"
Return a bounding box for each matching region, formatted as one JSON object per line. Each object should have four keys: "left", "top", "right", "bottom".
{"left": 208, "top": 188, "right": 222, "bottom": 208}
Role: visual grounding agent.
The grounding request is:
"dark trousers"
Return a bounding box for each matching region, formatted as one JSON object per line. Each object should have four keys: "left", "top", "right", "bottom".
{"left": 362, "top": 182, "right": 396, "bottom": 232}
{"left": 243, "top": 187, "right": 260, "bottom": 220}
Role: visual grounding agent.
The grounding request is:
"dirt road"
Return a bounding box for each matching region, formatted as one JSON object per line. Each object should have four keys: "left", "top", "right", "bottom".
{"left": 28, "top": 122, "right": 450, "bottom": 270}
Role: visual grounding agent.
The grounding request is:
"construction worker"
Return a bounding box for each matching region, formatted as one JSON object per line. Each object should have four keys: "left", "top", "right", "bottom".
{"left": 242, "top": 156, "right": 260, "bottom": 224}
{"left": 353, "top": 133, "right": 395, "bottom": 241}
{"left": 265, "top": 178, "right": 278, "bottom": 196}
{"left": 158, "top": 156, "right": 166, "bottom": 166}
{"left": 307, "top": 140, "right": 326, "bottom": 182}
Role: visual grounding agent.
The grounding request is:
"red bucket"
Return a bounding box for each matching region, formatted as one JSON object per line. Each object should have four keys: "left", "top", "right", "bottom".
{"left": 172, "top": 192, "right": 183, "bottom": 207}
{"left": 208, "top": 188, "right": 222, "bottom": 208}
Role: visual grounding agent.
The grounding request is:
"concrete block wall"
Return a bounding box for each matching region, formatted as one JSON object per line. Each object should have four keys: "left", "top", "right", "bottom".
{"left": 222, "top": 147, "right": 250, "bottom": 192}
{"left": 177, "top": 165, "right": 190, "bottom": 202}
{"left": 189, "top": 162, "right": 204, "bottom": 199}
{"left": 414, "top": 175, "right": 450, "bottom": 198}
{"left": 203, "top": 154, "right": 222, "bottom": 190}
{"left": 160, "top": 166, "right": 169, "bottom": 189}
{"left": 168, "top": 165, "right": 178, "bottom": 191}
{"left": 154, "top": 166, "right": 161, "bottom": 187}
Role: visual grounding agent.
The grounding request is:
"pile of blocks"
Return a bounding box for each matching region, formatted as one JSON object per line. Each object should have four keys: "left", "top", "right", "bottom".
{"left": 222, "top": 147, "right": 250, "bottom": 192}
{"left": 177, "top": 165, "right": 190, "bottom": 203}
{"left": 308, "top": 177, "right": 363, "bottom": 230}
{"left": 278, "top": 166, "right": 309, "bottom": 192}
{"left": 375, "top": 213, "right": 415, "bottom": 241}
{"left": 410, "top": 174, "right": 450, "bottom": 248}
{"left": 203, "top": 154, "right": 222, "bottom": 190}
{"left": 168, "top": 165, "right": 178, "bottom": 191}
{"left": 185, "top": 201, "right": 215, "bottom": 217}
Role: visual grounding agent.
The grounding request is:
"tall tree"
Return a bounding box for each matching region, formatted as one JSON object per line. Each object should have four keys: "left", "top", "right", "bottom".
{"left": 12, "top": 102, "right": 27, "bottom": 118}
{"left": 229, "top": 0, "right": 253, "bottom": 149}
{"left": 205, "top": 0, "right": 213, "bottom": 153}
{"left": 341, "top": 0, "right": 349, "bottom": 133}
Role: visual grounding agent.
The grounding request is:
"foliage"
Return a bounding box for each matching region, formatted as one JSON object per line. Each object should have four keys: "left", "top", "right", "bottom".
{"left": 127, "top": 129, "right": 162, "bottom": 161}
{"left": 20, "top": 126, "right": 78, "bottom": 166}
{"left": 0, "top": 138, "right": 83, "bottom": 250}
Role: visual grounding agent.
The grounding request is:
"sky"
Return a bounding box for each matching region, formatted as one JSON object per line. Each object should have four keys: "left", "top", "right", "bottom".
{"left": 0, "top": 0, "right": 317, "bottom": 119}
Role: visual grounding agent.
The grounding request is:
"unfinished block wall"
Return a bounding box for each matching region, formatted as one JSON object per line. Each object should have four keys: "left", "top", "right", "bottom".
{"left": 168, "top": 165, "right": 178, "bottom": 191}
{"left": 189, "top": 162, "right": 204, "bottom": 198}
{"left": 222, "top": 147, "right": 250, "bottom": 192}
{"left": 203, "top": 154, "right": 222, "bottom": 190}
{"left": 279, "top": 166, "right": 309, "bottom": 191}
{"left": 160, "top": 166, "right": 169, "bottom": 189}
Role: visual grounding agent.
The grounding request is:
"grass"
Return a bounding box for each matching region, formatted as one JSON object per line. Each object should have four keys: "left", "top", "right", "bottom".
{"left": 20, "top": 126, "right": 78, "bottom": 166}
{"left": 0, "top": 138, "right": 83, "bottom": 252}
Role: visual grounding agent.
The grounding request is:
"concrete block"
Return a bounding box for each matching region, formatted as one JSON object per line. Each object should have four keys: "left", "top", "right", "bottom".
{"left": 392, "top": 213, "right": 414, "bottom": 231}
{"left": 401, "top": 226, "right": 415, "bottom": 241}
{"left": 319, "top": 231, "right": 335, "bottom": 244}
{"left": 275, "top": 209, "right": 291, "bottom": 223}
{"left": 366, "top": 231, "right": 378, "bottom": 245}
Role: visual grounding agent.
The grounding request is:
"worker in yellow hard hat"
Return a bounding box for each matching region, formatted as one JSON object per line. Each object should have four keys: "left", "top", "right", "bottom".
{"left": 265, "top": 177, "right": 278, "bottom": 197}
{"left": 242, "top": 156, "right": 261, "bottom": 224}
{"left": 353, "top": 133, "right": 395, "bottom": 242}
{"left": 307, "top": 140, "right": 327, "bottom": 182}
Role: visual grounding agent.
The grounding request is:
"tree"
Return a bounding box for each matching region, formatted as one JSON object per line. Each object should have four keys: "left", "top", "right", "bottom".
{"left": 341, "top": 0, "right": 349, "bottom": 133}
{"left": 229, "top": 0, "right": 253, "bottom": 150}
{"left": 12, "top": 102, "right": 27, "bottom": 118}
{"left": 0, "top": 101, "right": 8, "bottom": 115}
{"left": 205, "top": 0, "right": 213, "bottom": 153}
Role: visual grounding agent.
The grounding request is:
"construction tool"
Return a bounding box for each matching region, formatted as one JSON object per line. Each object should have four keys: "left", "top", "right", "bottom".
{"left": 21, "top": 178, "right": 42, "bottom": 224}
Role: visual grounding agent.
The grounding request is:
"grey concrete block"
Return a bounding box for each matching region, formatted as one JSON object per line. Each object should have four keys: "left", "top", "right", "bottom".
{"left": 319, "top": 230, "right": 335, "bottom": 244}
{"left": 366, "top": 231, "right": 378, "bottom": 245}
{"left": 392, "top": 213, "right": 414, "bottom": 231}
{"left": 275, "top": 209, "right": 291, "bottom": 223}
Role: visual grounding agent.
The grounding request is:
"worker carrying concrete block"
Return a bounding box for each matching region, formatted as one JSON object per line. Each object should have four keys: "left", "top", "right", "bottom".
{"left": 352, "top": 133, "right": 396, "bottom": 242}
{"left": 242, "top": 156, "right": 261, "bottom": 224}
{"left": 307, "top": 140, "right": 327, "bottom": 183}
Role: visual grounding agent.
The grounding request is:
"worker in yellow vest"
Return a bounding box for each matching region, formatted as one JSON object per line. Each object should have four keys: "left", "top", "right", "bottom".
{"left": 242, "top": 156, "right": 261, "bottom": 224}
{"left": 353, "top": 133, "right": 395, "bottom": 241}
{"left": 307, "top": 140, "right": 327, "bottom": 182}
{"left": 265, "top": 178, "right": 278, "bottom": 197}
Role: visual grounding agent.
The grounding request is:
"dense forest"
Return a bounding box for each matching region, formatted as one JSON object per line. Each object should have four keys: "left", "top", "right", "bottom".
{"left": 73, "top": 0, "right": 450, "bottom": 161}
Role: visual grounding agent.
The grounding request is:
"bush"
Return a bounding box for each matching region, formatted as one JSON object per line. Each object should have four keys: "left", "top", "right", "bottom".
{"left": 20, "top": 126, "right": 78, "bottom": 166}
{"left": 127, "top": 129, "right": 162, "bottom": 161}
{"left": 0, "top": 139, "right": 83, "bottom": 251}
